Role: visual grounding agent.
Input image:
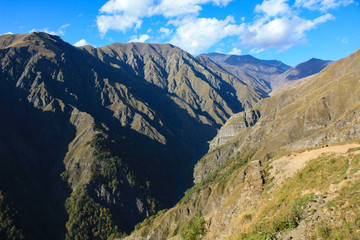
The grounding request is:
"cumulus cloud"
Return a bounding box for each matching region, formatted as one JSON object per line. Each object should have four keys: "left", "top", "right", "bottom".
{"left": 97, "top": 0, "right": 233, "bottom": 35}
{"left": 255, "top": 0, "right": 291, "bottom": 17}
{"left": 295, "top": 0, "right": 353, "bottom": 11}
{"left": 97, "top": 0, "right": 153, "bottom": 35}
{"left": 229, "top": 47, "right": 242, "bottom": 55}
{"left": 150, "top": 0, "right": 232, "bottom": 17}
{"left": 95, "top": 0, "right": 349, "bottom": 54}
{"left": 74, "top": 39, "right": 90, "bottom": 47}
{"left": 241, "top": 14, "right": 334, "bottom": 51}
{"left": 97, "top": 14, "right": 142, "bottom": 34}
{"left": 159, "top": 27, "right": 173, "bottom": 39}
{"left": 129, "top": 34, "right": 150, "bottom": 42}
{"left": 170, "top": 16, "right": 244, "bottom": 55}
{"left": 30, "top": 24, "right": 70, "bottom": 36}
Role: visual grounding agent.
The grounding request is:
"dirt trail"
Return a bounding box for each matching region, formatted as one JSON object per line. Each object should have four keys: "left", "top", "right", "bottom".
{"left": 269, "top": 143, "right": 360, "bottom": 186}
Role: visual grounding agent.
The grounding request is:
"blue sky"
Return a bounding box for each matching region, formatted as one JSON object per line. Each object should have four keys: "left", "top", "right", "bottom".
{"left": 1, "top": 0, "right": 359, "bottom": 66}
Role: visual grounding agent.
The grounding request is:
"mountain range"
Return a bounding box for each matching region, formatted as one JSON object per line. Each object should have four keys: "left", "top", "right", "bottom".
{"left": 0, "top": 32, "right": 355, "bottom": 240}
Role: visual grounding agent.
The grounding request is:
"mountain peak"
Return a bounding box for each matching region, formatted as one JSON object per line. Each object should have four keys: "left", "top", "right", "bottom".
{"left": 288, "top": 58, "right": 333, "bottom": 80}
{"left": 103, "top": 41, "right": 183, "bottom": 59}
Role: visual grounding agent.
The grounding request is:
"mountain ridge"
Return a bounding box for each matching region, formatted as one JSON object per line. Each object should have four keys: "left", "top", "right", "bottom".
{"left": 0, "top": 32, "right": 259, "bottom": 238}
{"left": 200, "top": 52, "right": 332, "bottom": 96}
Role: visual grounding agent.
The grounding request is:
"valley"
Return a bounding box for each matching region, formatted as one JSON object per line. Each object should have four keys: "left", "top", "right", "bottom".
{"left": 0, "top": 32, "right": 359, "bottom": 240}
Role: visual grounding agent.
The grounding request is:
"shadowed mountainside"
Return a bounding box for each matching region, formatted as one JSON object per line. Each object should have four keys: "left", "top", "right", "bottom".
{"left": 0, "top": 32, "right": 260, "bottom": 239}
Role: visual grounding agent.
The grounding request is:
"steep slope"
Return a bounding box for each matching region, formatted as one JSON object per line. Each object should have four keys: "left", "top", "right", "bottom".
{"left": 198, "top": 48, "right": 360, "bottom": 183}
{"left": 83, "top": 42, "right": 260, "bottom": 125}
{"left": 0, "top": 32, "right": 260, "bottom": 239}
{"left": 125, "top": 48, "right": 360, "bottom": 240}
{"left": 125, "top": 142, "right": 360, "bottom": 240}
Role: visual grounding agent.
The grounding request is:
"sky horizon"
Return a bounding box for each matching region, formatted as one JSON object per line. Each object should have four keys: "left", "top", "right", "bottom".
{"left": 1, "top": 0, "right": 359, "bottom": 66}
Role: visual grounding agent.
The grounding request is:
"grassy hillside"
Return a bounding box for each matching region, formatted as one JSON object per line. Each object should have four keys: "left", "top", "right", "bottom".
{"left": 125, "top": 142, "right": 360, "bottom": 240}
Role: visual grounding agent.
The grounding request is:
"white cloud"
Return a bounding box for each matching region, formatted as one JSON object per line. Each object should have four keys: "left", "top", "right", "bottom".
{"left": 295, "top": 0, "right": 353, "bottom": 11}
{"left": 255, "top": 0, "right": 291, "bottom": 17}
{"left": 229, "top": 47, "right": 242, "bottom": 55}
{"left": 170, "top": 16, "right": 244, "bottom": 55}
{"left": 95, "top": 0, "right": 349, "bottom": 54}
{"left": 3, "top": 32, "right": 14, "bottom": 35}
{"left": 249, "top": 48, "right": 264, "bottom": 54}
{"left": 30, "top": 24, "right": 70, "bottom": 36}
{"left": 97, "top": 0, "right": 233, "bottom": 35}
{"left": 129, "top": 34, "right": 150, "bottom": 42}
{"left": 100, "top": 0, "right": 153, "bottom": 15}
{"left": 342, "top": 37, "right": 348, "bottom": 43}
{"left": 159, "top": 27, "right": 173, "bottom": 39}
{"left": 97, "top": 0, "right": 152, "bottom": 35}
{"left": 241, "top": 14, "right": 334, "bottom": 51}
{"left": 150, "top": 0, "right": 232, "bottom": 17}
{"left": 97, "top": 14, "right": 142, "bottom": 34}
{"left": 74, "top": 39, "right": 90, "bottom": 47}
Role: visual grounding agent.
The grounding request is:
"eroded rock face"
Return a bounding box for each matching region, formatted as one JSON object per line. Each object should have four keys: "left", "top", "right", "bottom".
{"left": 209, "top": 109, "right": 261, "bottom": 149}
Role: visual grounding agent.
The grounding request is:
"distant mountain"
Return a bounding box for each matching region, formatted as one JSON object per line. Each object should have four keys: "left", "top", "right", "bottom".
{"left": 126, "top": 48, "right": 360, "bottom": 240}
{"left": 200, "top": 52, "right": 331, "bottom": 96}
{"left": 0, "top": 32, "right": 259, "bottom": 239}
{"left": 270, "top": 58, "right": 333, "bottom": 95}
{"left": 202, "top": 48, "right": 359, "bottom": 182}
{"left": 198, "top": 52, "right": 291, "bottom": 96}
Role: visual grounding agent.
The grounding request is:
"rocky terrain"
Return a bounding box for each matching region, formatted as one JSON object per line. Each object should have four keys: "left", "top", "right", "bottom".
{"left": 198, "top": 48, "right": 360, "bottom": 183}
{"left": 0, "top": 31, "right": 358, "bottom": 240}
{"left": 125, "top": 48, "right": 360, "bottom": 239}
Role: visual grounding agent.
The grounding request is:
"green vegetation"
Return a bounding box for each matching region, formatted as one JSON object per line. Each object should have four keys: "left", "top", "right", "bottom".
{"left": 0, "top": 190, "right": 25, "bottom": 240}
{"left": 89, "top": 134, "right": 143, "bottom": 191}
{"left": 180, "top": 212, "right": 206, "bottom": 240}
{"left": 65, "top": 188, "right": 125, "bottom": 240}
{"left": 313, "top": 217, "right": 360, "bottom": 240}
{"left": 181, "top": 154, "right": 248, "bottom": 203}
{"left": 89, "top": 132, "right": 160, "bottom": 212}
{"left": 238, "top": 153, "right": 360, "bottom": 239}
{"left": 134, "top": 208, "right": 168, "bottom": 231}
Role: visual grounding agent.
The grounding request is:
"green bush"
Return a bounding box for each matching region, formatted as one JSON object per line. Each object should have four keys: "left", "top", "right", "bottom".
{"left": 180, "top": 212, "right": 206, "bottom": 240}
{"left": 65, "top": 188, "right": 125, "bottom": 240}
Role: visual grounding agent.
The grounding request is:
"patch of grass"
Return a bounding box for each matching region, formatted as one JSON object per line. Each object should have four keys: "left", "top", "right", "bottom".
{"left": 181, "top": 155, "right": 248, "bottom": 204}
{"left": 313, "top": 218, "right": 360, "bottom": 240}
{"left": 239, "top": 153, "right": 351, "bottom": 238}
